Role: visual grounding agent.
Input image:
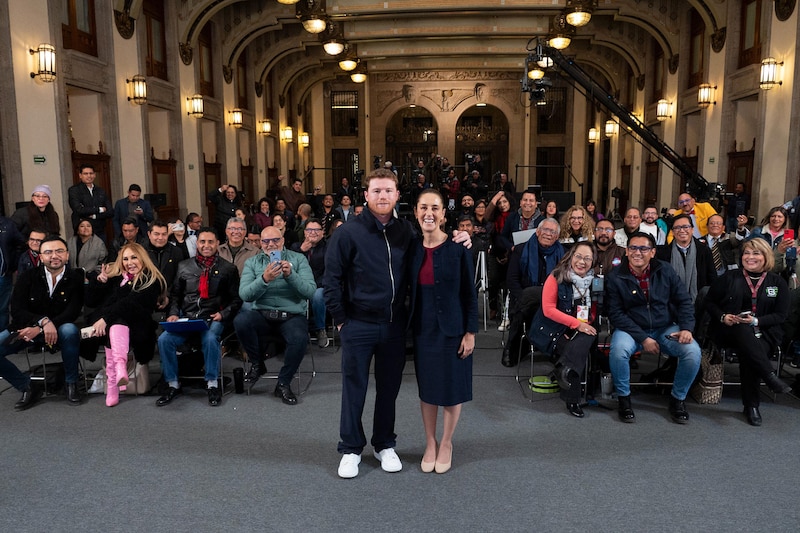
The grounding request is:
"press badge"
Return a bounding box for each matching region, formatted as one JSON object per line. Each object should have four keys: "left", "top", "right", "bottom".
{"left": 576, "top": 305, "right": 589, "bottom": 322}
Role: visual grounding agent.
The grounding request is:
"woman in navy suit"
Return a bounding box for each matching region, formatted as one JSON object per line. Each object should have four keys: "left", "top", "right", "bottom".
{"left": 410, "top": 189, "right": 478, "bottom": 474}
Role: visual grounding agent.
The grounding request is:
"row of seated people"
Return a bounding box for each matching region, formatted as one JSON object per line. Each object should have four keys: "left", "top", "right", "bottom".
{"left": 0, "top": 219, "right": 327, "bottom": 412}
{"left": 501, "top": 210, "right": 796, "bottom": 426}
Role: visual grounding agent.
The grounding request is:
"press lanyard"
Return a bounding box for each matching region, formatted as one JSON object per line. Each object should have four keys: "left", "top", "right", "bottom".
{"left": 743, "top": 271, "right": 766, "bottom": 314}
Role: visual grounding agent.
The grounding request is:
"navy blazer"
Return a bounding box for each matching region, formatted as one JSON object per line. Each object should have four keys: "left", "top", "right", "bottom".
{"left": 409, "top": 238, "right": 479, "bottom": 338}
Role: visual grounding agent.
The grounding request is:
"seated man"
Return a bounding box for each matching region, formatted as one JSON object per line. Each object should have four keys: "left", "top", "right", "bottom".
{"left": 109, "top": 216, "right": 146, "bottom": 262}
{"left": 614, "top": 207, "right": 641, "bottom": 247}
{"left": 218, "top": 217, "right": 259, "bottom": 275}
{"left": 501, "top": 217, "right": 564, "bottom": 366}
{"left": 670, "top": 192, "right": 717, "bottom": 240}
{"left": 290, "top": 218, "right": 329, "bottom": 347}
{"left": 0, "top": 236, "right": 84, "bottom": 409}
{"left": 17, "top": 229, "right": 47, "bottom": 274}
{"left": 605, "top": 232, "right": 701, "bottom": 424}
{"left": 156, "top": 228, "right": 242, "bottom": 407}
{"left": 235, "top": 226, "right": 316, "bottom": 405}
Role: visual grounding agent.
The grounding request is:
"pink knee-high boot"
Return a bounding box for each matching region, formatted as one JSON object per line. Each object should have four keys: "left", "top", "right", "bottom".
{"left": 104, "top": 347, "right": 119, "bottom": 407}
{"left": 109, "top": 325, "right": 130, "bottom": 388}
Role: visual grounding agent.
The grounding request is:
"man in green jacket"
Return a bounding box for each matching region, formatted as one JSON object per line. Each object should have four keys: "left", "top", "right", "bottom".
{"left": 235, "top": 226, "right": 316, "bottom": 404}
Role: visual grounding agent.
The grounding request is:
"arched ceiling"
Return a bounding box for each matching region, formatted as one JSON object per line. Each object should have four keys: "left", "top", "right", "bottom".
{"left": 160, "top": 0, "right": 729, "bottom": 95}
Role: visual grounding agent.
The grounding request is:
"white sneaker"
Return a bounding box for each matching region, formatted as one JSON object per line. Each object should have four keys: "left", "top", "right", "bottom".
{"left": 338, "top": 453, "right": 361, "bottom": 478}
{"left": 374, "top": 448, "right": 403, "bottom": 473}
{"left": 497, "top": 318, "right": 510, "bottom": 332}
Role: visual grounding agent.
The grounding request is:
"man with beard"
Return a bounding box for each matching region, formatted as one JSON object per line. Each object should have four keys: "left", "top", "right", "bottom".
{"left": 594, "top": 219, "right": 625, "bottom": 277}
{"left": 640, "top": 206, "right": 667, "bottom": 245}
{"left": 0, "top": 236, "right": 84, "bottom": 409}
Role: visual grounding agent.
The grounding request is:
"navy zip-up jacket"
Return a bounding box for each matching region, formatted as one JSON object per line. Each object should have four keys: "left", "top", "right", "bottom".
{"left": 324, "top": 208, "right": 416, "bottom": 325}
{"left": 605, "top": 257, "right": 695, "bottom": 344}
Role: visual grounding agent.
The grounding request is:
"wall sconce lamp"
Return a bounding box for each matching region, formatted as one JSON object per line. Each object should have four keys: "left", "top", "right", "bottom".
{"left": 588, "top": 127, "right": 599, "bottom": 144}
{"left": 300, "top": 132, "right": 310, "bottom": 147}
{"left": 297, "top": 0, "right": 328, "bottom": 34}
{"left": 30, "top": 43, "right": 56, "bottom": 82}
{"left": 229, "top": 108, "right": 243, "bottom": 128}
{"left": 126, "top": 75, "right": 147, "bottom": 105}
{"left": 656, "top": 99, "right": 672, "bottom": 121}
{"left": 760, "top": 57, "right": 783, "bottom": 90}
{"left": 187, "top": 94, "right": 204, "bottom": 118}
{"left": 350, "top": 65, "right": 367, "bottom": 83}
{"left": 697, "top": 83, "right": 716, "bottom": 108}
{"left": 604, "top": 119, "right": 619, "bottom": 137}
{"left": 258, "top": 120, "right": 272, "bottom": 135}
{"left": 281, "top": 126, "right": 294, "bottom": 143}
{"left": 277, "top": 0, "right": 300, "bottom": 4}
{"left": 565, "top": 0, "right": 595, "bottom": 27}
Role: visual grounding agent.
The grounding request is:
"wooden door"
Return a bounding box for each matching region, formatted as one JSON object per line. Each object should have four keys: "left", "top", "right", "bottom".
{"left": 71, "top": 147, "right": 113, "bottom": 242}
{"left": 204, "top": 154, "right": 222, "bottom": 225}
{"left": 151, "top": 149, "right": 179, "bottom": 221}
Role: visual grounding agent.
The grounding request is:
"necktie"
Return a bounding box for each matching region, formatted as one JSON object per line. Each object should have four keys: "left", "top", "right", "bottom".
{"left": 712, "top": 239, "right": 723, "bottom": 272}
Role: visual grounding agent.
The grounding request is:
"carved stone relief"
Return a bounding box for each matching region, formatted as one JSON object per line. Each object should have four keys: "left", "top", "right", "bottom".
{"left": 180, "top": 42, "right": 193, "bottom": 65}
{"left": 711, "top": 28, "right": 726, "bottom": 53}
{"left": 114, "top": 9, "right": 135, "bottom": 39}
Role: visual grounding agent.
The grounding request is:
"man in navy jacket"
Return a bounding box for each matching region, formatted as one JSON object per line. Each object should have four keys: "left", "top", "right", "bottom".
{"left": 324, "top": 168, "right": 469, "bottom": 479}
{"left": 605, "top": 232, "right": 701, "bottom": 424}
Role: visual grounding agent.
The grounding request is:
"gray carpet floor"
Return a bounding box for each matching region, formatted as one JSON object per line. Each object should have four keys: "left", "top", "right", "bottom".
{"left": 1, "top": 325, "right": 799, "bottom": 532}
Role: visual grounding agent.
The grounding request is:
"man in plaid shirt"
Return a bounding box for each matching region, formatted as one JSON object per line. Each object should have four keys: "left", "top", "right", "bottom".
{"left": 605, "top": 232, "right": 701, "bottom": 425}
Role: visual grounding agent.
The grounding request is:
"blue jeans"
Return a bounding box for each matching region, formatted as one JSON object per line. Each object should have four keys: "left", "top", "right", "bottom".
{"left": 311, "top": 287, "right": 327, "bottom": 331}
{"left": 0, "top": 275, "right": 12, "bottom": 332}
{"left": 157, "top": 320, "right": 224, "bottom": 384}
{"left": 609, "top": 324, "right": 701, "bottom": 400}
{"left": 337, "top": 319, "right": 406, "bottom": 455}
{"left": 233, "top": 309, "right": 308, "bottom": 386}
{"left": 0, "top": 324, "right": 81, "bottom": 390}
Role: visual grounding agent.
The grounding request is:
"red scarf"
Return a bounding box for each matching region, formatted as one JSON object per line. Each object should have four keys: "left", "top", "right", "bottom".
{"left": 195, "top": 254, "right": 217, "bottom": 298}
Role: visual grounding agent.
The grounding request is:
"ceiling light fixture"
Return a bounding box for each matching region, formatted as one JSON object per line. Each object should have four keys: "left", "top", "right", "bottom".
{"left": 565, "top": 0, "right": 595, "bottom": 27}
{"left": 297, "top": 0, "right": 328, "bottom": 34}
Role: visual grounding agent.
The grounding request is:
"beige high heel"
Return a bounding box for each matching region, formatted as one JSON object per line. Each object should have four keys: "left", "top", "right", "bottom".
{"left": 421, "top": 443, "right": 437, "bottom": 473}
{"left": 434, "top": 444, "right": 452, "bottom": 474}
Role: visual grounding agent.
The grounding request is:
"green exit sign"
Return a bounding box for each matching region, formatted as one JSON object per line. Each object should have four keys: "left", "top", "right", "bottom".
{"left": 33, "top": 155, "right": 46, "bottom": 164}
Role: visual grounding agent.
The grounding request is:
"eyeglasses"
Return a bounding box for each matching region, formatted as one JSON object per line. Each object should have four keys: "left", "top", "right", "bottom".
{"left": 569, "top": 216, "right": 584, "bottom": 221}
{"left": 707, "top": 221, "right": 724, "bottom": 226}
{"left": 673, "top": 224, "right": 692, "bottom": 231}
{"left": 538, "top": 228, "right": 558, "bottom": 236}
{"left": 32, "top": 194, "right": 49, "bottom": 199}
{"left": 261, "top": 238, "right": 283, "bottom": 245}
{"left": 677, "top": 199, "right": 693, "bottom": 206}
{"left": 573, "top": 254, "right": 593, "bottom": 264}
{"left": 304, "top": 228, "right": 323, "bottom": 233}
{"left": 28, "top": 238, "right": 43, "bottom": 243}
{"left": 40, "top": 249, "right": 67, "bottom": 256}
{"left": 228, "top": 227, "right": 245, "bottom": 233}
{"left": 595, "top": 228, "right": 614, "bottom": 234}
{"left": 627, "top": 245, "right": 653, "bottom": 254}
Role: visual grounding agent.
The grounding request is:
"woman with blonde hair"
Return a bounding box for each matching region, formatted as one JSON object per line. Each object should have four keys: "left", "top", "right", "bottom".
{"left": 705, "top": 237, "right": 792, "bottom": 425}
{"left": 86, "top": 243, "right": 166, "bottom": 406}
{"left": 558, "top": 205, "right": 595, "bottom": 248}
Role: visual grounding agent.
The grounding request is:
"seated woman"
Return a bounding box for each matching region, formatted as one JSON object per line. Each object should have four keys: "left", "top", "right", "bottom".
{"left": 529, "top": 242, "right": 599, "bottom": 418}
{"left": 169, "top": 218, "right": 196, "bottom": 258}
{"left": 705, "top": 237, "right": 792, "bottom": 426}
{"left": 67, "top": 218, "right": 108, "bottom": 275}
{"left": 11, "top": 184, "right": 61, "bottom": 238}
{"left": 254, "top": 197, "right": 273, "bottom": 230}
{"left": 86, "top": 243, "right": 166, "bottom": 407}
{"left": 558, "top": 205, "right": 595, "bottom": 249}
